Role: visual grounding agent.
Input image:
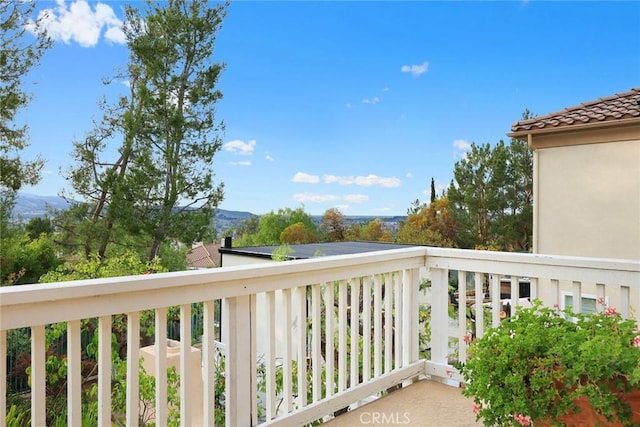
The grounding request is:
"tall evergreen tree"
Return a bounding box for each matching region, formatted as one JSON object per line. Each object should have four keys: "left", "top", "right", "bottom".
{"left": 0, "top": 1, "right": 51, "bottom": 227}
{"left": 446, "top": 114, "right": 533, "bottom": 251}
{"left": 447, "top": 142, "right": 495, "bottom": 248}
{"left": 430, "top": 177, "right": 437, "bottom": 204}
{"left": 67, "top": 0, "right": 228, "bottom": 261}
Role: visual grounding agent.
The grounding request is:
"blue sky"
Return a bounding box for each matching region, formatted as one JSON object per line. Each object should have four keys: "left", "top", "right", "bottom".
{"left": 19, "top": 0, "right": 640, "bottom": 216}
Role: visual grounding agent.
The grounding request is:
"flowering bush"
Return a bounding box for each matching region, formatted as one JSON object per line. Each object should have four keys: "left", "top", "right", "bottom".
{"left": 456, "top": 299, "right": 640, "bottom": 426}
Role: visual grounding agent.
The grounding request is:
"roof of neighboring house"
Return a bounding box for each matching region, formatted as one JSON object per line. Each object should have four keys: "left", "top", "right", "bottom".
{"left": 509, "top": 88, "right": 640, "bottom": 136}
{"left": 218, "top": 241, "right": 420, "bottom": 261}
{"left": 186, "top": 242, "right": 221, "bottom": 268}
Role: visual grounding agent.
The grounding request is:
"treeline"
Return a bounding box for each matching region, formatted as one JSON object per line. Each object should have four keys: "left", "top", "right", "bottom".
{"left": 1, "top": 126, "right": 533, "bottom": 286}
{"left": 226, "top": 125, "right": 533, "bottom": 253}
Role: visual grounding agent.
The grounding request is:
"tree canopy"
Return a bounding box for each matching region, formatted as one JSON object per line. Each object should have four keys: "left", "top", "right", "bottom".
{"left": 64, "top": 0, "right": 228, "bottom": 261}
{"left": 446, "top": 126, "right": 533, "bottom": 251}
{"left": 0, "top": 1, "right": 51, "bottom": 228}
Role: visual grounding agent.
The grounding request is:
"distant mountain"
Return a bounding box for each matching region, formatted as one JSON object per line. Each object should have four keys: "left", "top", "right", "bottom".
{"left": 214, "top": 208, "right": 255, "bottom": 221}
{"left": 213, "top": 208, "right": 257, "bottom": 233}
{"left": 13, "top": 193, "right": 405, "bottom": 233}
{"left": 13, "top": 193, "right": 72, "bottom": 219}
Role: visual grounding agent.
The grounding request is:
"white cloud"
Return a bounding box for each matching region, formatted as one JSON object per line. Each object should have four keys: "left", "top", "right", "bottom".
{"left": 323, "top": 174, "right": 401, "bottom": 188}
{"left": 453, "top": 139, "right": 472, "bottom": 160}
{"left": 29, "top": 0, "right": 125, "bottom": 48}
{"left": 344, "top": 194, "right": 369, "bottom": 203}
{"left": 453, "top": 139, "right": 471, "bottom": 151}
{"left": 362, "top": 96, "right": 380, "bottom": 104}
{"left": 265, "top": 154, "right": 275, "bottom": 162}
{"left": 104, "top": 24, "right": 126, "bottom": 44}
{"left": 291, "top": 193, "right": 368, "bottom": 204}
{"left": 224, "top": 139, "right": 256, "bottom": 155}
{"left": 382, "top": 87, "right": 389, "bottom": 92}
{"left": 229, "top": 160, "right": 251, "bottom": 166}
{"left": 401, "top": 61, "right": 429, "bottom": 77}
{"left": 406, "top": 172, "right": 413, "bottom": 179}
{"left": 292, "top": 193, "right": 340, "bottom": 203}
{"left": 292, "top": 172, "right": 320, "bottom": 184}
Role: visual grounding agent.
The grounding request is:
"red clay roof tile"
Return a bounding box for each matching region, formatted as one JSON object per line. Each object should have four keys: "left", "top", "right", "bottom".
{"left": 511, "top": 88, "right": 640, "bottom": 133}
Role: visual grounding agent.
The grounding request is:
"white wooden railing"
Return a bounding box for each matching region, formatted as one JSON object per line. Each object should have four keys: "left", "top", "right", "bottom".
{"left": 1, "top": 247, "right": 639, "bottom": 426}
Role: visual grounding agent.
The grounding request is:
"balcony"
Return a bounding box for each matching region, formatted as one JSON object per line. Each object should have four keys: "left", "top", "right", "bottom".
{"left": 2, "top": 247, "right": 639, "bottom": 426}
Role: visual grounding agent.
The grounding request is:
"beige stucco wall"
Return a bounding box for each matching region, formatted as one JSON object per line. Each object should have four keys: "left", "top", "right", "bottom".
{"left": 534, "top": 138, "right": 640, "bottom": 260}
{"left": 221, "top": 253, "right": 276, "bottom": 267}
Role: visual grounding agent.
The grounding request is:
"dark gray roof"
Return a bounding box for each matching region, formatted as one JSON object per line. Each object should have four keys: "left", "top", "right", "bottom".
{"left": 218, "top": 241, "right": 421, "bottom": 260}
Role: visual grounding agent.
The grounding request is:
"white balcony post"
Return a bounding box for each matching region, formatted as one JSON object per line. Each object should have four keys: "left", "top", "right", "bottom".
{"left": 338, "top": 280, "right": 348, "bottom": 392}
{"left": 373, "top": 274, "right": 382, "bottom": 377}
{"left": 362, "top": 277, "right": 372, "bottom": 382}
{"left": 430, "top": 268, "right": 449, "bottom": 366}
{"left": 224, "top": 295, "right": 253, "bottom": 426}
{"left": 0, "top": 329, "right": 5, "bottom": 427}
{"left": 202, "top": 300, "right": 217, "bottom": 426}
{"left": 282, "top": 289, "right": 293, "bottom": 412}
{"left": 311, "top": 284, "right": 322, "bottom": 403}
{"left": 394, "top": 271, "right": 403, "bottom": 370}
{"left": 265, "top": 292, "right": 276, "bottom": 419}
{"left": 126, "top": 311, "right": 140, "bottom": 426}
{"left": 412, "top": 268, "right": 419, "bottom": 362}
{"left": 67, "top": 320, "right": 82, "bottom": 426}
{"left": 296, "top": 286, "right": 307, "bottom": 408}
{"left": 180, "top": 303, "right": 193, "bottom": 427}
{"left": 474, "top": 273, "right": 485, "bottom": 339}
{"left": 97, "top": 316, "right": 112, "bottom": 427}
{"left": 324, "top": 282, "right": 335, "bottom": 398}
{"left": 155, "top": 308, "right": 168, "bottom": 427}
{"left": 350, "top": 277, "right": 360, "bottom": 388}
{"left": 457, "top": 271, "right": 467, "bottom": 363}
{"left": 384, "top": 273, "right": 393, "bottom": 374}
{"left": 402, "top": 268, "right": 419, "bottom": 366}
{"left": 31, "top": 325, "right": 46, "bottom": 427}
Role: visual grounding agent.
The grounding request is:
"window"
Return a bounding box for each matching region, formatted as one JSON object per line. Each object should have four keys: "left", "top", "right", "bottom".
{"left": 561, "top": 292, "right": 606, "bottom": 315}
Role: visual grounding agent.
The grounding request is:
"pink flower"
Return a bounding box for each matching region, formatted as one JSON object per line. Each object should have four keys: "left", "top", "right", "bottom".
{"left": 445, "top": 369, "right": 452, "bottom": 377}
{"left": 463, "top": 333, "right": 472, "bottom": 344}
{"left": 633, "top": 336, "right": 640, "bottom": 348}
{"left": 514, "top": 413, "right": 532, "bottom": 426}
{"left": 472, "top": 402, "right": 480, "bottom": 414}
{"left": 597, "top": 297, "right": 605, "bottom": 305}
{"left": 553, "top": 303, "right": 560, "bottom": 309}
{"left": 604, "top": 306, "right": 618, "bottom": 317}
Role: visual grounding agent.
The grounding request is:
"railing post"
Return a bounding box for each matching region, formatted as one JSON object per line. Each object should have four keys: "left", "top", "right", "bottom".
{"left": 0, "top": 330, "right": 5, "bottom": 427}
{"left": 97, "top": 316, "right": 112, "bottom": 427}
{"left": 31, "top": 325, "right": 46, "bottom": 427}
{"left": 67, "top": 320, "right": 82, "bottom": 426}
{"left": 224, "top": 295, "right": 253, "bottom": 426}
{"left": 180, "top": 304, "right": 193, "bottom": 427}
{"left": 430, "top": 268, "right": 449, "bottom": 366}
{"left": 126, "top": 312, "right": 140, "bottom": 427}
{"left": 402, "top": 268, "right": 420, "bottom": 370}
